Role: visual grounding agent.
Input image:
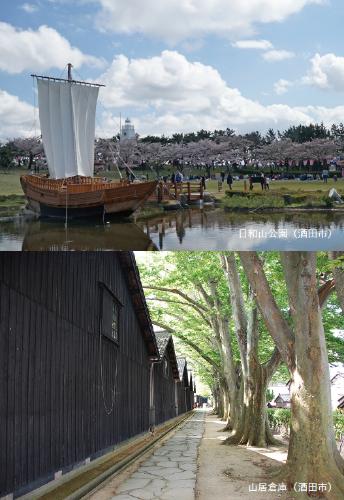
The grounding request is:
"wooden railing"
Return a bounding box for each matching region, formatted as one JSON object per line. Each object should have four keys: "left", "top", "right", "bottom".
{"left": 155, "top": 181, "right": 204, "bottom": 203}
{"left": 23, "top": 175, "right": 130, "bottom": 193}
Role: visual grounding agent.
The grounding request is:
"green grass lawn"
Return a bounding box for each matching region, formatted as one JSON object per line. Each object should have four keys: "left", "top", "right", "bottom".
{"left": 221, "top": 179, "right": 344, "bottom": 209}
{"left": 0, "top": 169, "right": 27, "bottom": 196}
{"left": 0, "top": 170, "right": 26, "bottom": 214}
{"left": 1, "top": 169, "right": 343, "bottom": 213}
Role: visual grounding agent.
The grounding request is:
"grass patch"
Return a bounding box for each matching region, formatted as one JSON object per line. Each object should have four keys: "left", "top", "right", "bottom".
{"left": 0, "top": 169, "right": 27, "bottom": 196}
{"left": 222, "top": 188, "right": 339, "bottom": 210}
{"left": 223, "top": 193, "right": 285, "bottom": 210}
{"left": 268, "top": 409, "right": 344, "bottom": 440}
{"left": 134, "top": 204, "right": 165, "bottom": 220}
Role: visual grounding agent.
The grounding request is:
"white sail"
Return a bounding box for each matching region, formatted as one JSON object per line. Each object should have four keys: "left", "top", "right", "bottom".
{"left": 37, "top": 79, "right": 99, "bottom": 179}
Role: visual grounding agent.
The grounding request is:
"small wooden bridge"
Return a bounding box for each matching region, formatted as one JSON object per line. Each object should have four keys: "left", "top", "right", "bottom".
{"left": 149, "top": 181, "right": 205, "bottom": 204}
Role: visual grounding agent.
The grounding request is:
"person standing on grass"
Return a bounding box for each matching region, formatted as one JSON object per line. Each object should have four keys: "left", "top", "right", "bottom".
{"left": 265, "top": 177, "right": 270, "bottom": 190}
{"left": 249, "top": 175, "right": 254, "bottom": 191}
{"left": 201, "top": 175, "right": 206, "bottom": 191}
{"left": 175, "top": 171, "right": 182, "bottom": 183}
{"left": 226, "top": 173, "right": 233, "bottom": 190}
{"left": 322, "top": 169, "right": 329, "bottom": 183}
{"left": 260, "top": 173, "right": 265, "bottom": 191}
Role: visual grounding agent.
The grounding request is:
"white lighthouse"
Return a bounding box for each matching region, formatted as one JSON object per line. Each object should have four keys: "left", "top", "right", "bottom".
{"left": 120, "top": 117, "right": 136, "bottom": 141}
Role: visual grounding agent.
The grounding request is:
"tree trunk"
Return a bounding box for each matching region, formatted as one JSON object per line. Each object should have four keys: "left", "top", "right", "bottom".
{"left": 217, "top": 392, "right": 224, "bottom": 418}
{"left": 221, "top": 255, "right": 280, "bottom": 447}
{"left": 223, "top": 365, "right": 278, "bottom": 446}
{"left": 217, "top": 380, "right": 227, "bottom": 419}
{"left": 28, "top": 151, "right": 33, "bottom": 170}
{"left": 212, "top": 387, "right": 218, "bottom": 414}
{"left": 222, "top": 387, "right": 229, "bottom": 421}
{"left": 239, "top": 251, "right": 344, "bottom": 496}
{"left": 222, "top": 380, "right": 243, "bottom": 433}
{"left": 278, "top": 253, "right": 344, "bottom": 497}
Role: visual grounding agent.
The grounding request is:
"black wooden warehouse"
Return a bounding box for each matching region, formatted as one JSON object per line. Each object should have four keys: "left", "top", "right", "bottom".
{"left": 188, "top": 372, "right": 195, "bottom": 410}
{"left": 176, "top": 357, "right": 191, "bottom": 414}
{"left": 0, "top": 252, "right": 192, "bottom": 498}
{"left": 153, "top": 332, "right": 180, "bottom": 425}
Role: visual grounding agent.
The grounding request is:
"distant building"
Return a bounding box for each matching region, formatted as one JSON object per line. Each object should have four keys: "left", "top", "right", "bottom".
{"left": 120, "top": 117, "right": 136, "bottom": 141}
{"left": 270, "top": 372, "right": 344, "bottom": 410}
{"left": 274, "top": 393, "right": 291, "bottom": 408}
{"left": 330, "top": 373, "right": 344, "bottom": 410}
{"left": 338, "top": 396, "right": 344, "bottom": 409}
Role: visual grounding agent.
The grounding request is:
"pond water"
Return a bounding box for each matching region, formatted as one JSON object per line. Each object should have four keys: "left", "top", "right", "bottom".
{"left": 0, "top": 207, "right": 343, "bottom": 251}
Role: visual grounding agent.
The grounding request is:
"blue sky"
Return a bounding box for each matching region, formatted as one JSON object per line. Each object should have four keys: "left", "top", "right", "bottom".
{"left": 1, "top": 0, "right": 344, "bottom": 139}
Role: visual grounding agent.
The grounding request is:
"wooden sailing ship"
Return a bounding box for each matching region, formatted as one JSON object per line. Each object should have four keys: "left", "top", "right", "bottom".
{"left": 21, "top": 64, "right": 157, "bottom": 219}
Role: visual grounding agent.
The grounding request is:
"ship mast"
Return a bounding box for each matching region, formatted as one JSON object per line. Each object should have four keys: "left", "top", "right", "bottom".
{"left": 30, "top": 64, "right": 105, "bottom": 87}
{"left": 67, "top": 63, "right": 73, "bottom": 81}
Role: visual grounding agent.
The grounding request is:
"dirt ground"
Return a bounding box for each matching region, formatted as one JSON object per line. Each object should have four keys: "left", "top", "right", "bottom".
{"left": 196, "top": 412, "right": 288, "bottom": 500}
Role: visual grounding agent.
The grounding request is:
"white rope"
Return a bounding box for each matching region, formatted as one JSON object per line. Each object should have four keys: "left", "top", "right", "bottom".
{"left": 70, "top": 68, "right": 144, "bottom": 182}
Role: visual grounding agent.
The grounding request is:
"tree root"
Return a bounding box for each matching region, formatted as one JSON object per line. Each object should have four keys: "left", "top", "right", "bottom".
{"left": 222, "top": 434, "right": 243, "bottom": 445}
{"left": 271, "top": 463, "right": 344, "bottom": 499}
{"left": 221, "top": 427, "right": 283, "bottom": 447}
{"left": 219, "top": 423, "right": 233, "bottom": 432}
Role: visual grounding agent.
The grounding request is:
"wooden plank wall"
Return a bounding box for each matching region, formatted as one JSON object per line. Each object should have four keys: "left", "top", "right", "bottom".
{"left": 153, "top": 360, "right": 177, "bottom": 426}
{"left": 0, "top": 252, "right": 151, "bottom": 497}
{"left": 176, "top": 382, "right": 187, "bottom": 415}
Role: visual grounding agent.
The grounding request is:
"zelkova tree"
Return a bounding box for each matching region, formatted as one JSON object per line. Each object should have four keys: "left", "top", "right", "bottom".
{"left": 138, "top": 252, "right": 282, "bottom": 446}
{"left": 239, "top": 252, "right": 344, "bottom": 498}
{"left": 220, "top": 254, "right": 281, "bottom": 446}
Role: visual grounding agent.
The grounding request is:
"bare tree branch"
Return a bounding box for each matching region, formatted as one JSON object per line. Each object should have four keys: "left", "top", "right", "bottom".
{"left": 318, "top": 279, "right": 336, "bottom": 309}
{"left": 238, "top": 251, "right": 295, "bottom": 367}
{"left": 143, "top": 285, "right": 208, "bottom": 312}
{"left": 145, "top": 296, "right": 211, "bottom": 326}
{"left": 264, "top": 347, "right": 282, "bottom": 380}
{"left": 221, "top": 253, "right": 248, "bottom": 356}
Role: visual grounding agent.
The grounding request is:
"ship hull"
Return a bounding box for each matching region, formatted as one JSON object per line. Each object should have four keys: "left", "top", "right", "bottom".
{"left": 20, "top": 175, "right": 158, "bottom": 219}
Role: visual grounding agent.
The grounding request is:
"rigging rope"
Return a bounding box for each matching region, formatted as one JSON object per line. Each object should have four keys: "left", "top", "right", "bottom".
{"left": 73, "top": 67, "right": 138, "bottom": 181}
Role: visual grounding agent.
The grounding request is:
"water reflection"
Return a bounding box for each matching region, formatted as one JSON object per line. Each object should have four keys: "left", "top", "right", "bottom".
{"left": 137, "top": 208, "right": 344, "bottom": 250}
{"left": 0, "top": 218, "right": 157, "bottom": 251}
{"left": 0, "top": 207, "right": 343, "bottom": 250}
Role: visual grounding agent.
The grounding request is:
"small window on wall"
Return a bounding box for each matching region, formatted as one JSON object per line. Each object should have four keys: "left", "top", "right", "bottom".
{"left": 101, "top": 284, "right": 122, "bottom": 343}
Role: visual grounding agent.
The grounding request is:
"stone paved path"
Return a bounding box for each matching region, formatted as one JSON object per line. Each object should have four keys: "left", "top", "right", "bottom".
{"left": 110, "top": 410, "right": 205, "bottom": 500}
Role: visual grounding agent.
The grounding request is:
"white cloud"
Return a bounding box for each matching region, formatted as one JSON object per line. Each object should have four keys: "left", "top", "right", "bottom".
{"left": 0, "top": 90, "right": 36, "bottom": 140}
{"left": 97, "top": 51, "right": 227, "bottom": 113}
{"left": 0, "top": 22, "right": 104, "bottom": 74}
{"left": 95, "top": 50, "right": 344, "bottom": 137}
{"left": 20, "top": 3, "right": 38, "bottom": 13}
{"left": 303, "top": 53, "right": 344, "bottom": 91}
{"left": 274, "top": 78, "right": 293, "bottom": 95}
{"left": 232, "top": 39, "right": 273, "bottom": 50}
{"left": 94, "top": 0, "right": 324, "bottom": 44}
{"left": 262, "top": 49, "right": 295, "bottom": 62}
{"left": 5, "top": 49, "right": 344, "bottom": 141}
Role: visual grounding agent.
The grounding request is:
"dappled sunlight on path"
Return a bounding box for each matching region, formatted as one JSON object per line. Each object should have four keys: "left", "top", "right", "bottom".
{"left": 196, "top": 412, "right": 288, "bottom": 500}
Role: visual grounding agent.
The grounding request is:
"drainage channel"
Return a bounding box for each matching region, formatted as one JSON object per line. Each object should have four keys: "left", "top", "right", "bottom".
{"left": 21, "top": 412, "right": 194, "bottom": 500}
